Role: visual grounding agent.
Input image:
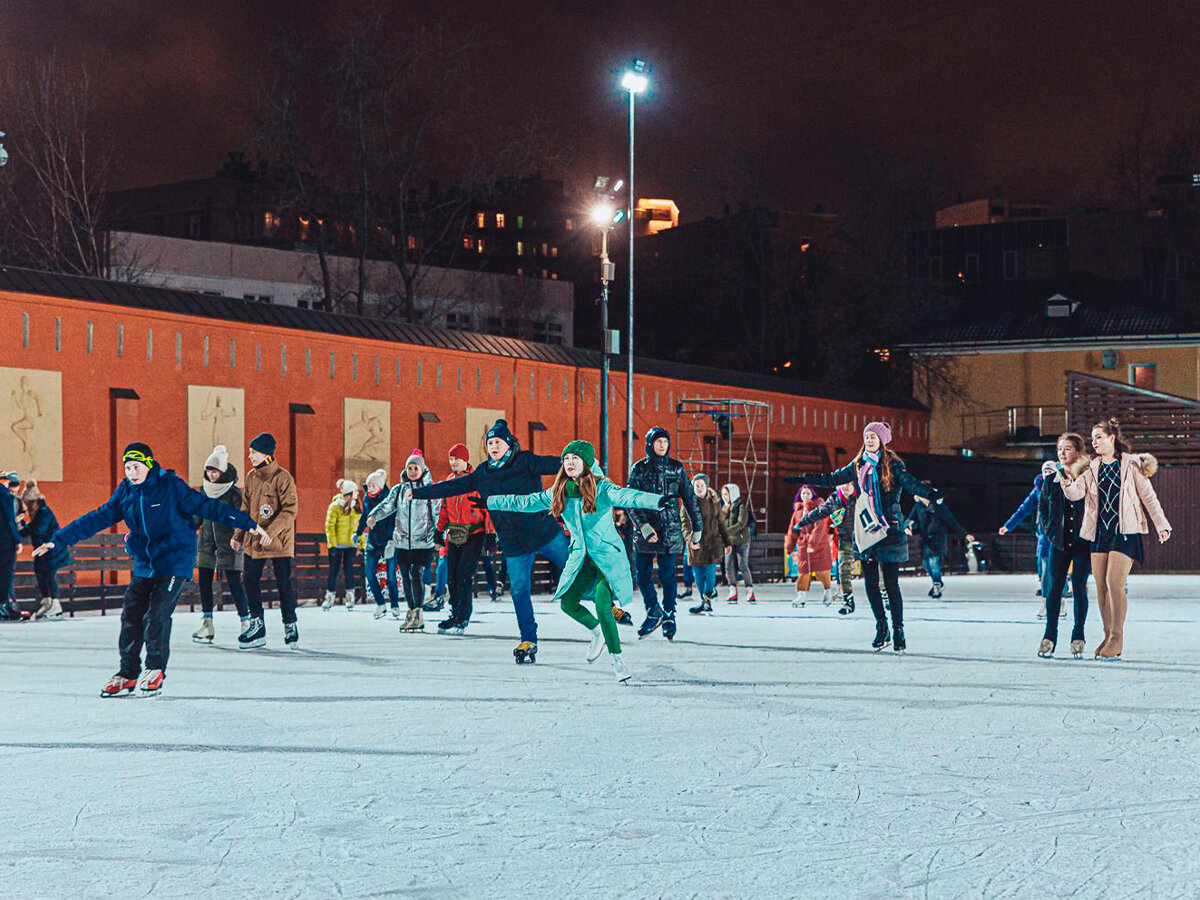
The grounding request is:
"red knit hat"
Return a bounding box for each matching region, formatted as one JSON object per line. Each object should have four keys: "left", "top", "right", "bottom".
{"left": 448, "top": 443, "right": 470, "bottom": 462}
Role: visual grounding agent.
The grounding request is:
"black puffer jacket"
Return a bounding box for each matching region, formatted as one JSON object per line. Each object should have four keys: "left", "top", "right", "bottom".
{"left": 196, "top": 469, "right": 245, "bottom": 572}
{"left": 1037, "top": 464, "right": 1088, "bottom": 552}
{"left": 798, "top": 491, "right": 855, "bottom": 542}
{"left": 627, "top": 426, "right": 702, "bottom": 555}
{"left": 903, "top": 499, "right": 967, "bottom": 557}
{"left": 796, "top": 456, "right": 937, "bottom": 563}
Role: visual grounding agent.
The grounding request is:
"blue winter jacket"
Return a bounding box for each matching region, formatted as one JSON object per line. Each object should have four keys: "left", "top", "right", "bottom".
{"left": 0, "top": 492, "right": 19, "bottom": 548}
{"left": 411, "top": 450, "right": 563, "bottom": 557}
{"left": 354, "top": 485, "right": 394, "bottom": 550}
{"left": 54, "top": 466, "right": 258, "bottom": 579}
{"left": 1002, "top": 475, "right": 1049, "bottom": 556}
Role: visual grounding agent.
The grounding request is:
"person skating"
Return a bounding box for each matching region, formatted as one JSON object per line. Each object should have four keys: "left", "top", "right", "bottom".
{"left": 683, "top": 474, "right": 728, "bottom": 615}
{"left": 33, "top": 442, "right": 265, "bottom": 695}
{"left": 232, "top": 433, "right": 299, "bottom": 650}
{"left": 0, "top": 472, "right": 21, "bottom": 621}
{"left": 1059, "top": 419, "right": 1171, "bottom": 660}
{"left": 355, "top": 469, "right": 400, "bottom": 619}
{"left": 409, "top": 420, "right": 566, "bottom": 663}
{"left": 787, "top": 422, "right": 940, "bottom": 653}
{"left": 191, "top": 446, "right": 251, "bottom": 644}
{"left": 433, "top": 443, "right": 489, "bottom": 634}
{"left": 323, "top": 479, "right": 361, "bottom": 610}
{"left": 797, "top": 483, "right": 860, "bottom": 615}
{"left": 367, "top": 450, "right": 441, "bottom": 632}
{"left": 17, "top": 480, "right": 68, "bottom": 620}
{"left": 626, "top": 426, "right": 702, "bottom": 641}
{"left": 1037, "top": 433, "right": 1093, "bottom": 659}
{"left": 998, "top": 471, "right": 1053, "bottom": 615}
{"left": 483, "top": 441, "right": 669, "bottom": 682}
{"left": 721, "top": 484, "right": 756, "bottom": 603}
{"left": 903, "top": 484, "right": 974, "bottom": 600}
{"left": 786, "top": 485, "right": 834, "bottom": 608}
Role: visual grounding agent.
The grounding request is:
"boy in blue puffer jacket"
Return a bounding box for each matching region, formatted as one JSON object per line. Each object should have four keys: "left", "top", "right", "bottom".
{"left": 355, "top": 468, "right": 400, "bottom": 618}
{"left": 33, "top": 442, "right": 267, "bottom": 697}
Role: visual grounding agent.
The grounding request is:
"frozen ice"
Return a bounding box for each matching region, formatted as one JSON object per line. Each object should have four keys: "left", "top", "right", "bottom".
{"left": 3, "top": 573, "right": 1200, "bottom": 899}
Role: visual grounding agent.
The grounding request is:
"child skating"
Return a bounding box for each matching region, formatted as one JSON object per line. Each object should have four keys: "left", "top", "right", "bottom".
{"left": 33, "top": 442, "right": 267, "bottom": 696}
{"left": 481, "top": 440, "right": 670, "bottom": 682}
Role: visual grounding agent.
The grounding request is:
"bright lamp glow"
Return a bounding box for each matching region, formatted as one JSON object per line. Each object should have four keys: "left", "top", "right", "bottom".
{"left": 621, "top": 71, "right": 648, "bottom": 93}
{"left": 591, "top": 203, "right": 616, "bottom": 226}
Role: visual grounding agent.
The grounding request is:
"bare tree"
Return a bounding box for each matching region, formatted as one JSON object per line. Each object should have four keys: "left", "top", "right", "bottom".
{"left": 0, "top": 53, "right": 110, "bottom": 276}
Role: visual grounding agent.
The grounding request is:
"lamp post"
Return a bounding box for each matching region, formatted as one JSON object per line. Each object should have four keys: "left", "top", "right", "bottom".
{"left": 590, "top": 199, "right": 625, "bottom": 472}
{"left": 620, "top": 60, "right": 648, "bottom": 475}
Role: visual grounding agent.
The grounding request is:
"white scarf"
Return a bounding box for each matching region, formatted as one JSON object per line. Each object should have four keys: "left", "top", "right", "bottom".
{"left": 203, "top": 480, "right": 234, "bottom": 499}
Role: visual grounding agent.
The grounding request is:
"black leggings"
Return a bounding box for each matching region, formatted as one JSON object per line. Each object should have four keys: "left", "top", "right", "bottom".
{"left": 34, "top": 556, "right": 62, "bottom": 599}
{"left": 395, "top": 548, "right": 432, "bottom": 610}
{"left": 448, "top": 532, "right": 486, "bottom": 624}
{"left": 198, "top": 567, "right": 250, "bottom": 618}
{"left": 1043, "top": 545, "right": 1091, "bottom": 644}
{"left": 863, "top": 558, "right": 903, "bottom": 629}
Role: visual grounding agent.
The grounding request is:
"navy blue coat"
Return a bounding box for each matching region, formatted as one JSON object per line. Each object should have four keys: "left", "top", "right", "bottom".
{"left": 903, "top": 500, "right": 967, "bottom": 558}
{"left": 354, "top": 486, "right": 395, "bottom": 550}
{"left": 0, "top": 491, "right": 19, "bottom": 548}
{"left": 21, "top": 504, "right": 70, "bottom": 569}
{"left": 800, "top": 458, "right": 937, "bottom": 563}
{"left": 55, "top": 466, "right": 258, "bottom": 579}
{"left": 1037, "top": 475, "right": 1086, "bottom": 552}
{"left": 411, "top": 451, "right": 563, "bottom": 557}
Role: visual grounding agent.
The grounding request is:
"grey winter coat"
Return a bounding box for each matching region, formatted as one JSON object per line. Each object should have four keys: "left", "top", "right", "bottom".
{"left": 196, "top": 484, "right": 245, "bottom": 571}
{"left": 372, "top": 471, "right": 442, "bottom": 556}
{"left": 627, "top": 426, "right": 702, "bottom": 555}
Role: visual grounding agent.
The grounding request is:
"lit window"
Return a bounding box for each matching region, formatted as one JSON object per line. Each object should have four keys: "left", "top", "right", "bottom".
{"left": 516, "top": 240, "right": 525, "bottom": 256}
{"left": 550, "top": 246, "right": 558, "bottom": 258}
{"left": 407, "top": 234, "right": 417, "bottom": 250}
{"left": 476, "top": 211, "right": 486, "bottom": 228}
{"left": 496, "top": 213, "right": 506, "bottom": 228}
{"left": 463, "top": 236, "right": 472, "bottom": 249}
{"left": 1129, "top": 363, "right": 1156, "bottom": 389}
{"left": 516, "top": 267, "right": 524, "bottom": 276}
{"left": 565, "top": 219, "right": 575, "bottom": 231}
{"left": 476, "top": 239, "right": 485, "bottom": 254}
{"left": 541, "top": 242, "right": 549, "bottom": 255}
{"left": 541, "top": 268, "right": 548, "bottom": 278}
{"left": 298, "top": 217, "right": 310, "bottom": 241}
{"left": 517, "top": 215, "right": 525, "bottom": 229}
{"left": 550, "top": 273, "right": 558, "bottom": 280}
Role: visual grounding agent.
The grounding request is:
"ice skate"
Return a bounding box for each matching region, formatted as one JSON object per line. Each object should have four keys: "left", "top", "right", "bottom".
{"left": 422, "top": 593, "right": 445, "bottom": 612}
{"left": 322, "top": 590, "right": 335, "bottom": 611}
{"left": 822, "top": 587, "right": 833, "bottom": 607}
{"left": 791, "top": 592, "right": 806, "bottom": 608}
{"left": 613, "top": 604, "right": 634, "bottom": 626}
{"left": 192, "top": 618, "right": 214, "bottom": 644}
{"left": 1070, "top": 640, "right": 1085, "bottom": 659}
{"left": 345, "top": 592, "right": 356, "bottom": 612}
{"left": 746, "top": 590, "right": 757, "bottom": 604}
{"left": 871, "top": 621, "right": 891, "bottom": 652}
{"left": 838, "top": 595, "right": 855, "bottom": 616}
{"left": 930, "top": 582, "right": 943, "bottom": 600}
{"left": 726, "top": 588, "right": 738, "bottom": 604}
{"left": 35, "top": 597, "right": 63, "bottom": 620}
{"left": 611, "top": 653, "right": 632, "bottom": 683}
{"left": 238, "top": 617, "right": 267, "bottom": 650}
{"left": 239, "top": 618, "right": 251, "bottom": 635}
{"left": 679, "top": 586, "right": 694, "bottom": 600}
{"left": 137, "top": 669, "right": 165, "bottom": 696}
{"left": 893, "top": 625, "right": 906, "bottom": 654}
{"left": 373, "top": 605, "right": 388, "bottom": 620}
{"left": 490, "top": 587, "right": 503, "bottom": 603}
{"left": 284, "top": 622, "right": 299, "bottom": 649}
{"left": 637, "top": 610, "right": 664, "bottom": 639}
{"left": 31, "top": 597, "right": 51, "bottom": 619}
{"left": 400, "top": 608, "right": 424, "bottom": 632}
{"left": 663, "top": 614, "right": 677, "bottom": 642}
{"left": 0, "top": 598, "right": 23, "bottom": 620}
{"left": 586, "top": 625, "right": 605, "bottom": 662}
{"left": 689, "top": 597, "right": 713, "bottom": 615}
{"left": 514, "top": 640, "right": 537, "bottom": 664}
{"left": 1037, "top": 638, "right": 1055, "bottom": 658}
{"left": 437, "top": 617, "right": 466, "bottom": 635}
{"left": 390, "top": 606, "right": 402, "bottom": 620}
{"left": 100, "top": 674, "right": 137, "bottom": 697}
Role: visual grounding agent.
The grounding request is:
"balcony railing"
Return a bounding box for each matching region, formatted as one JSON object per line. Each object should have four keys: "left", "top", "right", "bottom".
{"left": 957, "top": 405, "right": 1068, "bottom": 448}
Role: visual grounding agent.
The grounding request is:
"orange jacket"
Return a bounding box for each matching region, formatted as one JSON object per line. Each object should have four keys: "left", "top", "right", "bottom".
{"left": 436, "top": 467, "right": 490, "bottom": 536}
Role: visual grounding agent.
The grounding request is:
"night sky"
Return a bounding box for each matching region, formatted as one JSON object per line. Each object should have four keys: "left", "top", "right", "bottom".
{"left": 3, "top": 0, "right": 1198, "bottom": 227}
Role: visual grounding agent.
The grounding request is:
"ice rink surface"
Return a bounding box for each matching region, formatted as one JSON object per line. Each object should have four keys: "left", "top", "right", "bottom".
{"left": 4, "top": 573, "right": 1200, "bottom": 900}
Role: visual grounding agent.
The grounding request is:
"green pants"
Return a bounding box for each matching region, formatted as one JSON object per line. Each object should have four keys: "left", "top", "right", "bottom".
{"left": 559, "top": 555, "right": 620, "bottom": 655}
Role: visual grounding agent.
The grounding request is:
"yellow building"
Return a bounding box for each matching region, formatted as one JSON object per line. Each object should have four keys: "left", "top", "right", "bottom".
{"left": 901, "top": 300, "right": 1200, "bottom": 458}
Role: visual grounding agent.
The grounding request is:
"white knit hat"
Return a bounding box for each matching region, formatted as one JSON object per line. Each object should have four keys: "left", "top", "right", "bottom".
{"left": 204, "top": 445, "right": 229, "bottom": 473}
{"left": 365, "top": 469, "right": 387, "bottom": 491}
{"left": 339, "top": 479, "right": 358, "bottom": 495}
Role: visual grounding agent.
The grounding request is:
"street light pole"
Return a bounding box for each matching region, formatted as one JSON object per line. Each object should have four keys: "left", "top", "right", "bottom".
{"left": 620, "top": 60, "right": 648, "bottom": 477}
{"left": 599, "top": 227, "right": 612, "bottom": 471}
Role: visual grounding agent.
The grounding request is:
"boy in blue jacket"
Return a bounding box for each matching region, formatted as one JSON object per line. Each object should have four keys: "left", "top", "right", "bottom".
{"left": 33, "top": 442, "right": 267, "bottom": 697}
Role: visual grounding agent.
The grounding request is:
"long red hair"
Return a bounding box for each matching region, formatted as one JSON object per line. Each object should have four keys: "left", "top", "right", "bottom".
{"left": 549, "top": 466, "right": 598, "bottom": 518}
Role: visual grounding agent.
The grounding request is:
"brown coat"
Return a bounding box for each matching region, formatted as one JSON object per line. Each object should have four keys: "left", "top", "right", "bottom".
{"left": 682, "top": 489, "right": 728, "bottom": 565}
{"left": 1062, "top": 453, "right": 1171, "bottom": 541}
{"left": 234, "top": 461, "right": 298, "bottom": 558}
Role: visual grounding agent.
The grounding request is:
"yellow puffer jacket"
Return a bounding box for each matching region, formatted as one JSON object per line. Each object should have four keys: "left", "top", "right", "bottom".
{"left": 325, "top": 495, "right": 361, "bottom": 549}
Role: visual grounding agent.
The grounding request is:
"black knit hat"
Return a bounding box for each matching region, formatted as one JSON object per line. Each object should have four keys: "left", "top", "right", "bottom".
{"left": 249, "top": 432, "right": 277, "bottom": 456}
{"left": 122, "top": 441, "right": 156, "bottom": 468}
{"left": 485, "top": 419, "right": 519, "bottom": 452}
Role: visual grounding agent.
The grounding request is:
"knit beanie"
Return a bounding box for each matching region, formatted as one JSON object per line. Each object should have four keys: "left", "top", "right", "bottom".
{"left": 204, "top": 444, "right": 230, "bottom": 474}
{"left": 249, "top": 432, "right": 277, "bottom": 456}
{"left": 122, "top": 442, "right": 156, "bottom": 468}
{"left": 485, "top": 419, "right": 517, "bottom": 450}
{"left": 5, "top": 471, "right": 19, "bottom": 487}
{"left": 365, "top": 469, "right": 387, "bottom": 492}
{"left": 406, "top": 449, "right": 426, "bottom": 471}
{"left": 562, "top": 440, "right": 596, "bottom": 469}
{"left": 21, "top": 479, "right": 42, "bottom": 503}
{"left": 448, "top": 443, "right": 470, "bottom": 463}
{"left": 339, "top": 479, "right": 358, "bottom": 495}
{"left": 863, "top": 421, "right": 893, "bottom": 446}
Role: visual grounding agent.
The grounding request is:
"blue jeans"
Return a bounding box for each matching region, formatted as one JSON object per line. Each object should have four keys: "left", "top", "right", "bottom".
{"left": 1037, "top": 547, "right": 1052, "bottom": 597}
{"left": 505, "top": 530, "right": 570, "bottom": 643}
{"left": 692, "top": 562, "right": 717, "bottom": 597}
{"left": 364, "top": 546, "right": 399, "bottom": 607}
{"left": 636, "top": 551, "right": 678, "bottom": 617}
{"left": 922, "top": 553, "right": 944, "bottom": 587}
{"left": 681, "top": 562, "right": 694, "bottom": 589}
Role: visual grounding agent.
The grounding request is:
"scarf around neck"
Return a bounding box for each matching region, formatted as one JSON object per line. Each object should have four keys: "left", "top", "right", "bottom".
{"left": 858, "top": 451, "right": 886, "bottom": 522}
{"left": 202, "top": 480, "right": 234, "bottom": 499}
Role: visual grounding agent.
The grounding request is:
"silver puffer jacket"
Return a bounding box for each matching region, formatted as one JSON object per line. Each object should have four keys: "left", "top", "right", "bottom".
{"left": 371, "top": 470, "right": 442, "bottom": 555}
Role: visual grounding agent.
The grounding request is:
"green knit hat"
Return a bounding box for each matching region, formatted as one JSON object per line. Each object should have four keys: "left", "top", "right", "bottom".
{"left": 562, "top": 440, "right": 596, "bottom": 469}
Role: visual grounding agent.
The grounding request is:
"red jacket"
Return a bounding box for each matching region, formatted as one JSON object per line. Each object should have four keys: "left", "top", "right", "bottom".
{"left": 785, "top": 501, "right": 834, "bottom": 575}
{"left": 436, "top": 467, "right": 490, "bottom": 536}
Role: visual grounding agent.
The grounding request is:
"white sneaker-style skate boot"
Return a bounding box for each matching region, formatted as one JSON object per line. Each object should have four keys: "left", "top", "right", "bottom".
{"left": 32, "top": 597, "right": 52, "bottom": 619}
{"left": 41, "top": 597, "right": 63, "bottom": 619}
{"left": 192, "top": 617, "right": 215, "bottom": 644}
{"left": 611, "top": 653, "right": 632, "bottom": 683}
{"left": 822, "top": 587, "right": 833, "bottom": 606}
{"left": 345, "top": 591, "right": 356, "bottom": 612}
{"left": 587, "top": 625, "right": 605, "bottom": 663}
{"left": 726, "top": 587, "right": 738, "bottom": 604}
{"left": 791, "top": 592, "right": 806, "bottom": 608}
{"left": 322, "top": 590, "right": 335, "bottom": 611}
{"left": 373, "top": 604, "right": 388, "bottom": 619}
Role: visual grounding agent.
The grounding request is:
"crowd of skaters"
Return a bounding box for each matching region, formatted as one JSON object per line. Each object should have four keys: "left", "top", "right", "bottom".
{"left": 1, "top": 410, "right": 1173, "bottom": 694}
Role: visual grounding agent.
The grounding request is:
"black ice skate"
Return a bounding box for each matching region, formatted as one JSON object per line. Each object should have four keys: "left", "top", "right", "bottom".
{"left": 663, "top": 614, "right": 677, "bottom": 642}
{"left": 689, "top": 597, "right": 713, "bottom": 615}
{"left": 238, "top": 617, "right": 267, "bottom": 650}
{"left": 893, "top": 624, "right": 906, "bottom": 654}
{"left": 838, "top": 595, "right": 855, "bottom": 616}
{"left": 872, "top": 621, "right": 891, "bottom": 651}
{"left": 513, "top": 640, "right": 537, "bottom": 664}
{"left": 284, "top": 622, "right": 299, "bottom": 649}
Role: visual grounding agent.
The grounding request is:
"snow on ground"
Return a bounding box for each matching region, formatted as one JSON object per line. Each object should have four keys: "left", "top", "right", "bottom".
{"left": 4, "top": 573, "right": 1200, "bottom": 899}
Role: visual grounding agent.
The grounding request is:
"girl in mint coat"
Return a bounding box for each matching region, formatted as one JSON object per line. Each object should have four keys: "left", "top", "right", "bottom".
{"left": 483, "top": 440, "right": 669, "bottom": 682}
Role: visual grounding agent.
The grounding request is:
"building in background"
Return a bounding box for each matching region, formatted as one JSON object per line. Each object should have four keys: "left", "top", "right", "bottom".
{"left": 633, "top": 198, "right": 680, "bottom": 237}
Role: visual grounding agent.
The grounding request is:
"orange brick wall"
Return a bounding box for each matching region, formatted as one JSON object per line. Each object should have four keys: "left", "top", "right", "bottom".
{"left": 0, "top": 291, "right": 929, "bottom": 531}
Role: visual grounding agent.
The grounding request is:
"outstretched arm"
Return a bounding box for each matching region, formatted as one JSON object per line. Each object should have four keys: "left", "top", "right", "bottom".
{"left": 784, "top": 462, "right": 857, "bottom": 488}
{"left": 175, "top": 478, "right": 258, "bottom": 533}
{"left": 486, "top": 490, "right": 552, "bottom": 514}
{"left": 531, "top": 454, "right": 564, "bottom": 477}
{"left": 412, "top": 468, "right": 479, "bottom": 501}
{"left": 603, "top": 483, "right": 664, "bottom": 511}
{"left": 51, "top": 494, "right": 124, "bottom": 550}
{"left": 797, "top": 496, "right": 839, "bottom": 529}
